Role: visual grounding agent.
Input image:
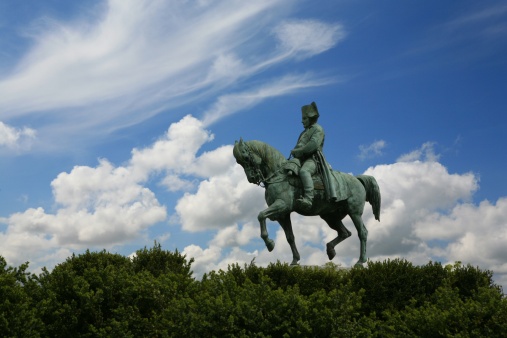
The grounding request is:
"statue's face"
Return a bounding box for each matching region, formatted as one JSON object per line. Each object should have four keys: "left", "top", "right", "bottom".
{"left": 302, "top": 116, "right": 311, "bottom": 128}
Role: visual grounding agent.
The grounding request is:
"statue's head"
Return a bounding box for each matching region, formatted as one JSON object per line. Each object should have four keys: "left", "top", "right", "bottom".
{"left": 301, "top": 101, "right": 319, "bottom": 127}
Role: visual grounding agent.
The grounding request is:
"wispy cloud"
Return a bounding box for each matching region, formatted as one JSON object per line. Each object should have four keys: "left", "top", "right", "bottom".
{"left": 358, "top": 140, "right": 386, "bottom": 160}
{"left": 397, "top": 142, "right": 440, "bottom": 163}
{"left": 0, "top": 0, "right": 345, "bottom": 151}
{"left": 401, "top": 3, "right": 507, "bottom": 66}
{"left": 272, "top": 19, "right": 346, "bottom": 60}
{"left": 202, "top": 73, "right": 336, "bottom": 126}
{"left": 445, "top": 4, "right": 507, "bottom": 30}
{"left": 0, "top": 121, "right": 36, "bottom": 151}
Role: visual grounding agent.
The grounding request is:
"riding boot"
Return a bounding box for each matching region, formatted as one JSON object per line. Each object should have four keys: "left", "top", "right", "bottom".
{"left": 297, "top": 171, "right": 314, "bottom": 211}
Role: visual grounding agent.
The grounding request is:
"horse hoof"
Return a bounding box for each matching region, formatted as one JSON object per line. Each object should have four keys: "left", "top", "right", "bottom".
{"left": 326, "top": 246, "right": 336, "bottom": 260}
{"left": 290, "top": 260, "right": 300, "bottom": 266}
{"left": 354, "top": 259, "right": 367, "bottom": 268}
{"left": 327, "top": 250, "right": 336, "bottom": 260}
{"left": 266, "top": 239, "right": 275, "bottom": 252}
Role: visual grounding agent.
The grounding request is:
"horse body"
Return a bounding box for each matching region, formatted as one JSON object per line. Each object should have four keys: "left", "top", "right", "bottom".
{"left": 233, "top": 139, "right": 380, "bottom": 266}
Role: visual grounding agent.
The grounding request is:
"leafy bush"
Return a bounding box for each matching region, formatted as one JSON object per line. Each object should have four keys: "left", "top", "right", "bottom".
{"left": 1, "top": 250, "right": 505, "bottom": 337}
{"left": 0, "top": 257, "right": 42, "bottom": 337}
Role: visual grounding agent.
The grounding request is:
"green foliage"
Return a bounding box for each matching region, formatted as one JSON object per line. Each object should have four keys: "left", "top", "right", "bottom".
{"left": 34, "top": 250, "right": 135, "bottom": 337}
{"left": 30, "top": 246, "right": 195, "bottom": 337}
{"left": 380, "top": 285, "right": 507, "bottom": 337}
{"left": 263, "top": 261, "right": 348, "bottom": 296}
{"left": 0, "top": 257, "right": 43, "bottom": 337}
{"left": 132, "top": 242, "right": 194, "bottom": 278}
{"left": 346, "top": 259, "right": 448, "bottom": 315}
{"left": 2, "top": 251, "right": 506, "bottom": 337}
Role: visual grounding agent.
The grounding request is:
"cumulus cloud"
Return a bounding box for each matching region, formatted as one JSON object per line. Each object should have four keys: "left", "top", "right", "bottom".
{"left": 1, "top": 159, "right": 167, "bottom": 266}
{"left": 210, "top": 222, "right": 259, "bottom": 248}
{"left": 175, "top": 164, "right": 265, "bottom": 232}
{"left": 0, "top": 0, "right": 345, "bottom": 150}
{"left": 129, "top": 115, "right": 216, "bottom": 181}
{"left": 180, "top": 142, "right": 506, "bottom": 291}
{"left": 0, "top": 121, "right": 36, "bottom": 151}
{"left": 0, "top": 114, "right": 226, "bottom": 266}
{"left": 3, "top": 107, "right": 506, "bottom": 290}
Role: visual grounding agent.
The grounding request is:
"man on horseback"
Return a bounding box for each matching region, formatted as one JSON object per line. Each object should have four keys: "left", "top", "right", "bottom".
{"left": 290, "top": 102, "right": 325, "bottom": 211}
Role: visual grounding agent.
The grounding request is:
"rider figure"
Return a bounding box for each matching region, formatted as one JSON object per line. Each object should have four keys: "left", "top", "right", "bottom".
{"left": 290, "top": 102, "right": 325, "bottom": 211}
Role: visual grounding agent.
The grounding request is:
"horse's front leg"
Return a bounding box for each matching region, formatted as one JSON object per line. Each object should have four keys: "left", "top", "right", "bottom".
{"left": 278, "top": 215, "right": 300, "bottom": 265}
{"left": 258, "top": 199, "right": 288, "bottom": 252}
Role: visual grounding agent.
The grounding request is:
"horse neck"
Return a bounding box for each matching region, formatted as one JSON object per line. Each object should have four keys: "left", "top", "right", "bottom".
{"left": 249, "top": 141, "right": 286, "bottom": 175}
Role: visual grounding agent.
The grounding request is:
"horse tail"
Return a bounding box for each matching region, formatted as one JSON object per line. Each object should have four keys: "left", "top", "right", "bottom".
{"left": 356, "top": 175, "right": 381, "bottom": 221}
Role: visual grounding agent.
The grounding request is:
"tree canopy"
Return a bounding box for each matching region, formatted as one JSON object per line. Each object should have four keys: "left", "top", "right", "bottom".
{"left": 1, "top": 244, "right": 506, "bottom": 337}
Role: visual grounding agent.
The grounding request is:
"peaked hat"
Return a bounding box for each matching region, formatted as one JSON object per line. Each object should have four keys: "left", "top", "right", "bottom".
{"left": 301, "top": 101, "right": 319, "bottom": 118}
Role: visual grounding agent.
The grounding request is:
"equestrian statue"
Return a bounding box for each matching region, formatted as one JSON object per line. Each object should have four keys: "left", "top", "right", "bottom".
{"left": 233, "top": 102, "right": 381, "bottom": 266}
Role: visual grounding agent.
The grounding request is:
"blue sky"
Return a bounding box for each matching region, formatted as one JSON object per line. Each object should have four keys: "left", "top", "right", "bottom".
{"left": 1, "top": 1, "right": 506, "bottom": 287}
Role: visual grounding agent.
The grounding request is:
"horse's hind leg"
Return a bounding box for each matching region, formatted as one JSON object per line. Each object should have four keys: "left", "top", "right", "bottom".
{"left": 350, "top": 213, "right": 368, "bottom": 266}
{"left": 320, "top": 212, "right": 352, "bottom": 260}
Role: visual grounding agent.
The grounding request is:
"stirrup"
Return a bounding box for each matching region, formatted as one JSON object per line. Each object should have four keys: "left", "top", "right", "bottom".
{"left": 296, "top": 196, "right": 313, "bottom": 211}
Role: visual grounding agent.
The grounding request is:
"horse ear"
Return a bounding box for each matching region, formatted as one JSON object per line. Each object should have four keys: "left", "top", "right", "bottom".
{"left": 239, "top": 137, "right": 244, "bottom": 145}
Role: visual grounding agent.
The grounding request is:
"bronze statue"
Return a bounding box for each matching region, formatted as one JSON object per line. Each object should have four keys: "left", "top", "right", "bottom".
{"left": 290, "top": 102, "right": 325, "bottom": 210}
{"left": 288, "top": 102, "right": 339, "bottom": 211}
{"left": 233, "top": 102, "right": 381, "bottom": 266}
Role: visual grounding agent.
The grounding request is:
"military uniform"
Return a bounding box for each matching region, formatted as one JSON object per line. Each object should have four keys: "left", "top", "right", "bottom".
{"left": 292, "top": 123, "right": 325, "bottom": 175}
{"left": 291, "top": 102, "right": 325, "bottom": 210}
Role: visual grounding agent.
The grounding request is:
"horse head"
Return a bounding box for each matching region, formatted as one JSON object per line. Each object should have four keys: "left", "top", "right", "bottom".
{"left": 233, "top": 138, "right": 265, "bottom": 185}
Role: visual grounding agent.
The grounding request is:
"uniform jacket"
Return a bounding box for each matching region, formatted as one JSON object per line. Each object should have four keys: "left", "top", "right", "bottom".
{"left": 294, "top": 123, "right": 325, "bottom": 160}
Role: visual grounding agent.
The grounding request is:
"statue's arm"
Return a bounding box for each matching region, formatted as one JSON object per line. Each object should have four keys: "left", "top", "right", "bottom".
{"left": 291, "top": 126, "right": 324, "bottom": 158}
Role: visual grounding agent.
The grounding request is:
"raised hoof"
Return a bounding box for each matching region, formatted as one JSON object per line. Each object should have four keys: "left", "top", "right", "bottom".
{"left": 290, "top": 260, "right": 300, "bottom": 266}
{"left": 266, "top": 239, "right": 275, "bottom": 252}
{"left": 326, "top": 244, "right": 336, "bottom": 260}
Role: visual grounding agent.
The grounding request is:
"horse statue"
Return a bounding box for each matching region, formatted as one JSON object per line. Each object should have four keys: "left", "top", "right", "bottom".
{"left": 233, "top": 139, "right": 381, "bottom": 267}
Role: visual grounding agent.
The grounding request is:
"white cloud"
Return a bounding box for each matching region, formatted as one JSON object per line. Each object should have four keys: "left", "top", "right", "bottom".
{"left": 182, "top": 244, "right": 223, "bottom": 277}
{"left": 0, "top": 114, "right": 223, "bottom": 266}
{"left": 201, "top": 73, "right": 336, "bottom": 126}
{"left": 129, "top": 115, "right": 215, "bottom": 181}
{"left": 0, "top": 121, "right": 36, "bottom": 151}
{"left": 445, "top": 4, "right": 507, "bottom": 29}
{"left": 3, "top": 106, "right": 506, "bottom": 291}
{"left": 273, "top": 19, "right": 346, "bottom": 59}
{"left": 358, "top": 140, "right": 386, "bottom": 160}
{"left": 177, "top": 142, "right": 507, "bottom": 289}
{"left": 397, "top": 141, "right": 440, "bottom": 162}
{"left": 210, "top": 222, "right": 259, "bottom": 248}
{"left": 175, "top": 164, "right": 265, "bottom": 232}
{"left": 2, "top": 157, "right": 167, "bottom": 263}
{"left": 0, "top": 1, "right": 344, "bottom": 150}
{"left": 415, "top": 198, "right": 507, "bottom": 266}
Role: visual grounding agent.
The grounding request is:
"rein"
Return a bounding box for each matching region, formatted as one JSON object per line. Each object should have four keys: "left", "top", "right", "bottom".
{"left": 262, "top": 167, "right": 286, "bottom": 186}
{"left": 242, "top": 141, "right": 266, "bottom": 186}
{"left": 242, "top": 141, "right": 286, "bottom": 187}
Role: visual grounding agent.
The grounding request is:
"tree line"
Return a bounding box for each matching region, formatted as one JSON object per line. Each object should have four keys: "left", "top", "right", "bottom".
{"left": 1, "top": 243, "right": 506, "bottom": 337}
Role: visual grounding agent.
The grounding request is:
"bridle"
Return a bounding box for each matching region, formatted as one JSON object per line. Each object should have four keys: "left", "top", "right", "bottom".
{"left": 241, "top": 141, "right": 266, "bottom": 186}
{"left": 241, "top": 142, "right": 285, "bottom": 187}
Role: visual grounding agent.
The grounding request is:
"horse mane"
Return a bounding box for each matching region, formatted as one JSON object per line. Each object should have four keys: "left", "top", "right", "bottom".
{"left": 246, "top": 140, "right": 287, "bottom": 172}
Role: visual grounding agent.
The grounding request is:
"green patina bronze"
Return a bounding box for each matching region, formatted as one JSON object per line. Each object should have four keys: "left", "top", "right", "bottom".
{"left": 233, "top": 102, "right": 381, "bottom": 266}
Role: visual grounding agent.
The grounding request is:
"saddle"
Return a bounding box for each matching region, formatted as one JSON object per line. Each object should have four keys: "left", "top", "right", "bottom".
{"left": 287, "top": 174, "right": 325, "bottom": 190}
{"left": 285, "top": 160, "right": 350, "bottom": 202}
